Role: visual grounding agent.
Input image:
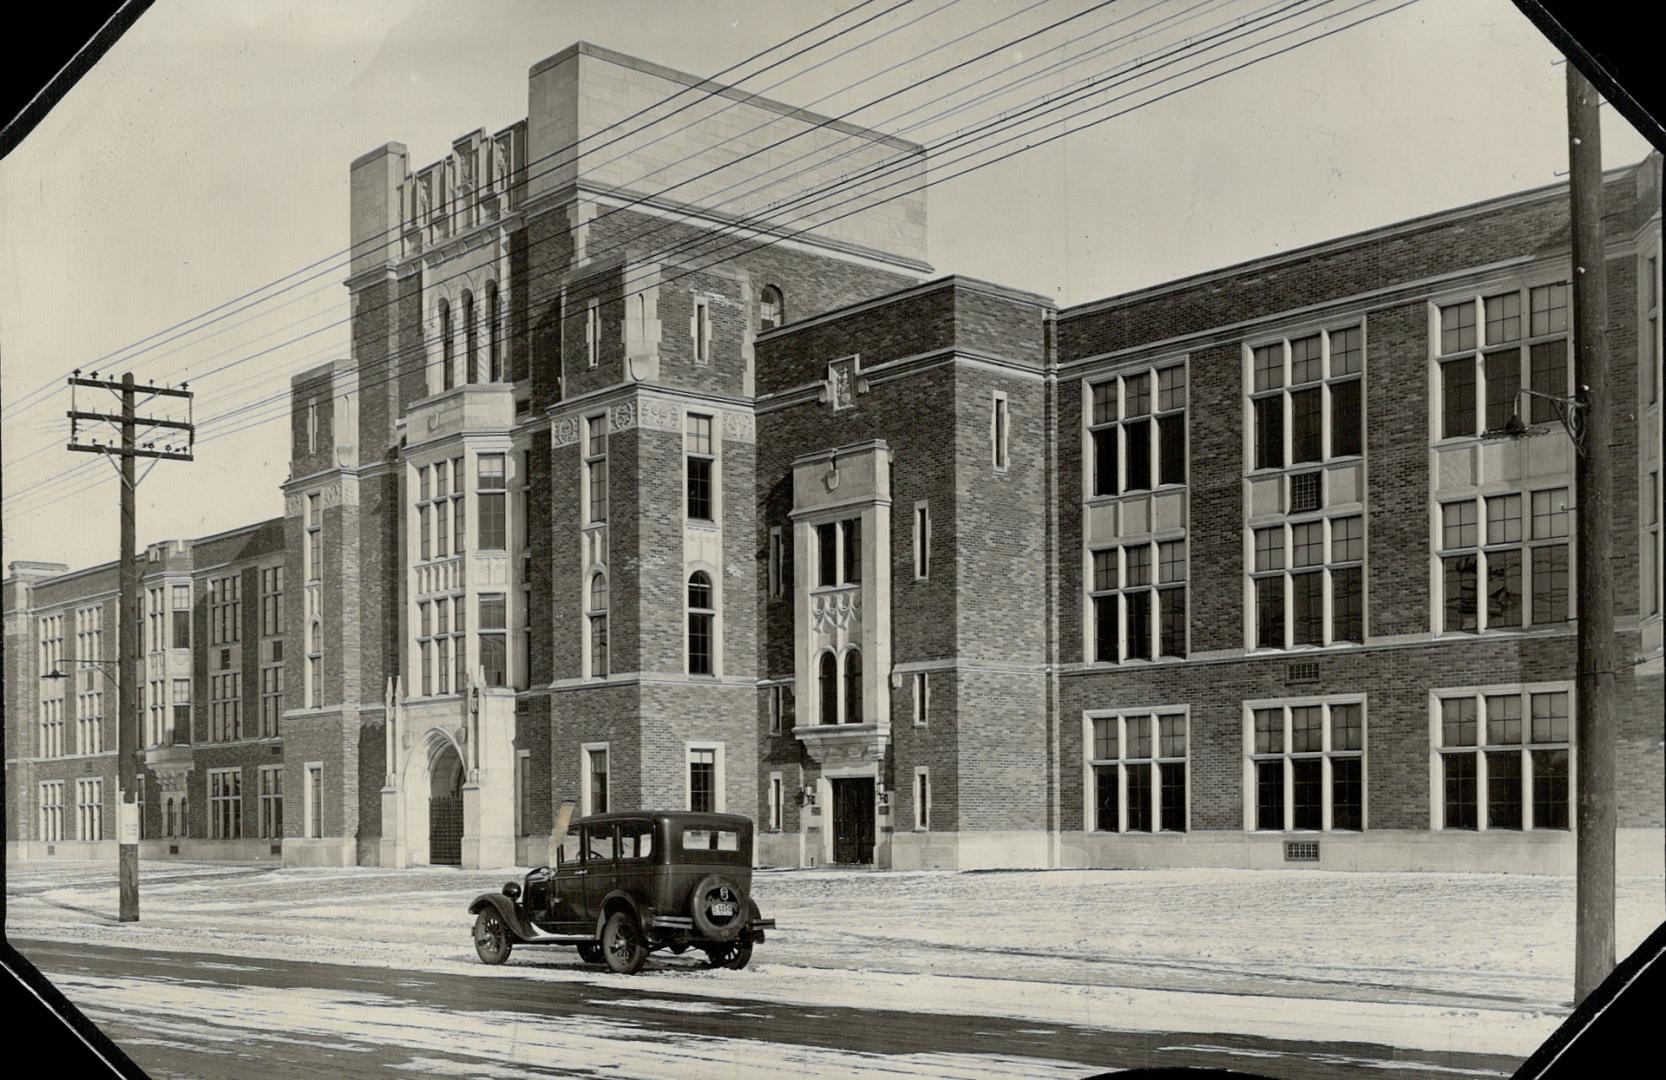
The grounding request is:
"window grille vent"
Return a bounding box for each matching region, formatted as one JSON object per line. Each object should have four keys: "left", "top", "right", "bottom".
{"left": 1287, "top": 661, "right": 1320, "bottom": 684}
{"left": 271, "top": 843, "right": 283, "bottom": 856}
{"left": 1284, "top": 840, "right": 1320, "bottom": 861}
{"left": 1290, "top": 471, "right": 1322, "bottom": 513}
{"left": 270, "top": 744, "right": 283, "bottom": 755}
{"left": 47, "top": 845, "right": 56, "bottom": 856}
{"left": 169, "top": 844, "right": 180, "bottom": 855}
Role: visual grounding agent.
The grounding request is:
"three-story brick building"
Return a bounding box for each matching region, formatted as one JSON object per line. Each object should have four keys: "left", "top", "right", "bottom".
{"left": 6, "top": 42, "right": 1661, "bottom": 875}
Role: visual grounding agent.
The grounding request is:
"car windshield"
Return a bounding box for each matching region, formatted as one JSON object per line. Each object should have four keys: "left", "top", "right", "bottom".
{"left": 681, "top": 827, "right": 739, "bottom": 852}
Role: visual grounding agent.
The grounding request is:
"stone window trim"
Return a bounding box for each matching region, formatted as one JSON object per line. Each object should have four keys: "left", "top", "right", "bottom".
{"left": 913, "top": 501, "right": 931, "bottom": 580}
{"left": 1429, "top": 682, "right": 1574, "bottom": 833}
{"left": 208, "top": 766, "right": 243, "bottom": 840}
{"left": 1083, "top": 358, "right": 1188, "bottom": 500}
{"left": 304, "top": 762, "right": 324, "bottom": 840}
{"left": 686, "top": 568, "right": 719, "bottom": 678}
{"left": 684, "top": 741, "right": 726, "bottom": 813}
{"left": 914, "top": 766, "right": 931, "bottom": 832}
{"left": 991, "top": 390, "right": 1010, "bottom": 472}
{"left": 1087, "top": 537, "right": 1189, "bottom": 664}
{"left": 1433, "top": 485, "right": 1571, "bottom": 635}
{"left": 684, "top": 412, "right": 719, "bottom": 524}
{"left": 1245, "top": 323, "right": 1366, "bottom": 475}
{"left": 257, "top": 764, "right": 284, "bottom": 840}
{"left": 1430, "top": 280, "right": 1572, "bottom": 441}
{"left": 1247, "top": 508, "right": 1367, "bottom": 651}
{"left": 1243, "top": 695, "right": 1367, "bottom": 834}
{"left": 768, "top": 771, "right": 785, "bottom": 832}
{"left": 585, "top": 569, "right": 609, "bottom": 680}
{"left": 581, "top": 742, "right": 610, "bottom": 818}
{"left": 1082, "top": 707, "right": 1190, "bottom": 834}
{"left": 582, "top": 413, "right": 608, "bottom": 526}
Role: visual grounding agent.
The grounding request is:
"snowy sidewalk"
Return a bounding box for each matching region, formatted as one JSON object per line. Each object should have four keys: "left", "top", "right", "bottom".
{"left": 8, "top": 860, "right": 1663, "bottom": 1059}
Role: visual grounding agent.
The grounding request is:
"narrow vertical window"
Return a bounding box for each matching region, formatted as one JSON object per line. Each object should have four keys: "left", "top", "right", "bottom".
{"left": 914, "top": 768, "right": 931, "bottom": 831}
{"left": 463, "top": 290, "right": 477, "bottom": 384}
{"left": 587, "top": 573, "right": 609, "bottom": 679}
{"left": 477, "top": 454, "right": 507, "bottom": 551}
{"left": 758, "top": 285, "right": 783, "bottom": 332}
{"left": 584, "top": 416, "right": 608, "bottom": 524}
{"left": 992, "top": 393, "right": 1009, "bottom": 470}
{"left": 479, "top": 594, "right": 507, "bottom": 687}
{"left": 913, "top": 502, "right": 930, "bottom": 580}
{"left": 769, "top": 526, "right": 784, "bottom": 599}
{"left": 843, "top": 649, "right": 863, "bottom": 725}
{"left": 841, "top": 518, "right": 861, "bottom": 585}
{"left": 586, "top": 299, "right": 600, "bottom": 368}
{"left": 486, "top": 281, "right": 501, "bottom": 382}
{"left": 685, "top": 414, "right": 715, "bottom": 521}
{"left": 818, "top": 652, "right": 838, "bottom": 726}
{"left": 440, "top": 299, "right": 454, "bottom": 390}
{"left": 693, "top": 297, "right": 712, "bottom": 364}
{"left": 687, "top": 572, "right": 715, "bottom": 676}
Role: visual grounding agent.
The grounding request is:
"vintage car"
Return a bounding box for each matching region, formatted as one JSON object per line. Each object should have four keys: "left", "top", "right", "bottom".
{"left": 468, "top": 810, "right": 776, "bottom": 975}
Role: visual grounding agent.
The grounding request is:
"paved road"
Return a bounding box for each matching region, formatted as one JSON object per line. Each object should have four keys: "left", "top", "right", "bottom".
{"left": 17, "top": 938, "right": 1525, "bottom": 1079}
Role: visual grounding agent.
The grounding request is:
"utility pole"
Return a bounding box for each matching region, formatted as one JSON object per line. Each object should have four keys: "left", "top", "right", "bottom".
{"left": 1566, "top": 61, "right": 1616, "bottom": 1005}
{"left": 66, "top": 370, "right": 194, "bottom": 923}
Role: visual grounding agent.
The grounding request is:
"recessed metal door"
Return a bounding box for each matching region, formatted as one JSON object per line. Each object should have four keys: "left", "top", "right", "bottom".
{"left": 429, "top": 796, "right": 463, "bottom": 866}
{"left": 831, "top": 778, "right": 875, "bottom": 865}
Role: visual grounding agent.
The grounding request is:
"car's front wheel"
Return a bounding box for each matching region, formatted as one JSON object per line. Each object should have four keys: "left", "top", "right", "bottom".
{"left": 473, "top": 909, "right": 512, "bottom": 965}
{"left": 601, "top": 911, "right": 648, "bottom": 975}
{"left": 702, "top": 939, "right": 753, "bottom": 970}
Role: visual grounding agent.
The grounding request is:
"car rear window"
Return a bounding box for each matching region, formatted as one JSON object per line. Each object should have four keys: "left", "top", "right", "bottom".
{"left": 681, "top": 828, "right": 739, "bottom": 853}
{"left": 619, "top": 822, "right": 654, "bottom": 860}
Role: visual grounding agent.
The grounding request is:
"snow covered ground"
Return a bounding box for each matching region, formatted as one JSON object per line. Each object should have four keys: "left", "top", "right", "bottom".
{"left": 8, "top": 860, "right": 1663, "bottom": 1060}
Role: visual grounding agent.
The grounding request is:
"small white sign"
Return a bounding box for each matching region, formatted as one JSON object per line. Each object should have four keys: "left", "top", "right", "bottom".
{"left": 118, "top": 801, "right": 141, "bottom": 845}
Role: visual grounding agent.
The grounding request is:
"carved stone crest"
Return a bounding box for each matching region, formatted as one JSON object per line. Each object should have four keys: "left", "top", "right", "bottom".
{"left": 610, "top": 401, "right": 637, "bottom": 433}
{"left": 640, "top": 399, "right": 681, "bottom": 433}
{"left": 552, "top": 416, "right": 580, "bottom": 448}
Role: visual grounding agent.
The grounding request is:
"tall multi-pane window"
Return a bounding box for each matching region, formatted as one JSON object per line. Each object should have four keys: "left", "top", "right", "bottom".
{"left": 210, "top": 671, "right": 242, "bottom": 741}
{"left": 584, "top": 415, "right": 608, "bottom": 524}
{"left": 1086, "top": 363, "right": 1186, "bottom": 496}
{"left": 817, "top": 652, "right": 839, "bottom": 726}
{"left": 306, "top": 618, "right": 322, "bottom": 709}
{"left": 1248, "top": 699, "right": 1365, "bottom": 831}
{"left": 208, "top": 575, "right": 241, "bottom": 646}
{"left": 439, "top": 298, "right": 455, "bottom": 389}
{"left": 586, "top": 746, "right": 610, "bottom": 816}
{"left": 307, "top": 764, "right": 323, "bottom": 839}
{"left": 686, "top": 414, "right": 715, "bottom": 521}
{"left": 171, "top": 585, "right": 191, "bottom": 649}
{"left": 260, "top": 566, "right": 284, "bottom": 636}
{"left": 171, "top": 678, "right": 191, "bottom": 743}
{"left": 487, "top": 281, "right": 502, "bottom": 382}
{"left": 463, "top": 290, "right": 478, "bottom": 384}
{"left": 39, "top": 698, "right": 64, "bottom": 758}
{"left": 912, "top": 671, "right": 930, "bottom": 726}
{"left": 306, "top": 493, "right": 322, "bottom": 582}
{"left": 260, "top": 655, "right": 285, "bottom": 736}
{"left": 1251, "top": 512, "right": 1365, "bottom": 649}
{"left": 1647, "top": 470, "right": 1662, "bottom": 618}
{"left": 258, "top": 765, "right": 284, "bottom": 839}
{"left": 768, "top": 684, "right": 794, "bottom": 735}
{"left": 209, "top": 767, "right": 242, "bottom": 839}
{"left": 758, "top": 285, "right": 783, "bottom": 331}
{"left": 586, "top": 299, "right": 600, "bottom": 368}
{"left": 1085, "top": 710, "right": 1188, "bottom": 833}
{"left": 1438, "top": 486, "right": 1569, "bottom": 632}
{"left": 452, "top": 456, "right": 466, "bottom": 556}
{"left": 1090, "top": 540, "right": 1187, "bottom": 662}
{"left": 1249, "top": 326, "right": 1364, "bottom": 471}
{"left": 477, "top": 454, "right": 507, "bottom": 551}
{"left": 1436, "top": 686, "right": 1570, "bottom": 831}
{"left": 39, "top": 781, "right": 65, "bottom": 842}
{"left": 814, "top": 518, "right": 862, "bottom": 588}
{"left": 76, "top": 687, "right": 102, "bottom": 755}
{"left": 688, "top": 747, "right": 717, "bottom": 812}
{"left": 587, "top": 573, "right": 609, "bottom": 679}
{"left": 75, "top": 604, "right": 103, "bottom": 672}
{"left": 693, "top": 297, "right": 712, "bottom": 364}
{"left": 687, "top": 572, "right": 715, "bottom": 676}
{"left": 76, "top": 778, "right": 103, "bottom": 841}
{"left": 39, "top": 612, "right": 64, "bottom": 675}
{"left": 843, "top": 648, "right": 863, "bottom": 725}
{"left": 417, "top": 465, "right": 432, "bottom": 561}
{"left": 479, "top": 594, "right": 507, "bottom": 687}
{"left": 1437, "top": 284, "right": 1570, "bottom": 438}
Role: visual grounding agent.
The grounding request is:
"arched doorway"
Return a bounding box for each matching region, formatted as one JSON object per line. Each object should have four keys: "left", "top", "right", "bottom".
{"left": 428, "top": 741, "right": 465, "bottom": 866}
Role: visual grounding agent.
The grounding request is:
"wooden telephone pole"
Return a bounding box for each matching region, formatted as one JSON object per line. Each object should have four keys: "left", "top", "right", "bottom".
{"left": 66, "top": 371, "right": 194, "bottom": 922}
{"left": 1565, "top": 62, "right": 1616, "bottom": 1005}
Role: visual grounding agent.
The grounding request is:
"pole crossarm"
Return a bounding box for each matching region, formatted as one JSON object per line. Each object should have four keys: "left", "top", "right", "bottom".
{"left": 68, "top": 409, "right": 194, "bottom": 431}
{"left": 69, "top": 375, "right": 193, "bottom": 398}
{"left": 67, "top": 443, "right": 194, "bottom": 461}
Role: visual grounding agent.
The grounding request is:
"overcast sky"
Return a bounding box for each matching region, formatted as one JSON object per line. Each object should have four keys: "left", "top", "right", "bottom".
{"left": 0, "top": 0, "right": 1653, "bottom": 572}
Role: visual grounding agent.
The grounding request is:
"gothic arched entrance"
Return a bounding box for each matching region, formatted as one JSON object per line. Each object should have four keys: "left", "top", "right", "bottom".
{"left": 428, "top": 740, "right": 465, "bottom": 866}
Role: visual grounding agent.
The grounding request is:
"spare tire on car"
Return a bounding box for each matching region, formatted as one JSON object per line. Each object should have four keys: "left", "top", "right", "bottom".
{"left": 688, "top": 874, "right": 747, "bottom": 941}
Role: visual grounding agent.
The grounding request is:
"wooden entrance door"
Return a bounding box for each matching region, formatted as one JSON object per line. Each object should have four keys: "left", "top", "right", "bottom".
{"left": 429, "top": 795, "right": 463, "bottom": 865}
{"left": 831, "top": 778, "right": 875, "bottom": 865}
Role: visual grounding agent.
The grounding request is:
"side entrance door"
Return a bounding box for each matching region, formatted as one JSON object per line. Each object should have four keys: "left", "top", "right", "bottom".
{"left": 831, "top": 778, "right": 875, "bottom": 865}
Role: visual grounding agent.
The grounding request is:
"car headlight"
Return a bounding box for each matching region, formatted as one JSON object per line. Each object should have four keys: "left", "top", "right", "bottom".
{"left": 502, "top": 881, "right": 521, "bottom": 900}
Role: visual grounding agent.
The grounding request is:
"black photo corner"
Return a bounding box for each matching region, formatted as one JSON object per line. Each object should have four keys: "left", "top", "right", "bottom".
{"left": 0, "top": 2, "right": 1661, "bottom": 1078}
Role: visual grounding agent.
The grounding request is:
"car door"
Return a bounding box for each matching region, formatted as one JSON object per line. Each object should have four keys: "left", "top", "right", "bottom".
{"left": 581, "top": 822, "right": 619, "bottom": 926}
{"left": 615, "top": 818, "right": 655, "bottom": 910}
{"left": 539, "top": 828, "right": 589, "bottom": 932}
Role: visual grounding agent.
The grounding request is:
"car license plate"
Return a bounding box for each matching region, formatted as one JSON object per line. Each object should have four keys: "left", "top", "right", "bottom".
{"left": 709, "top": 901, "right": 737, "bottom": 918}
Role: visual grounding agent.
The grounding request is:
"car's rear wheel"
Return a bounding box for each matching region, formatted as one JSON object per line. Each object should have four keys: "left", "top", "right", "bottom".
{"left": 473, "top": 909, "right": 512, "bottom": 965}
{"left": 577, "top": 943, "right": 604, "bottom": 965}
{"left": 601, "top": 910, "right": 647, "bottom": 975}
{"left": 702, "top": 939, "right": 753, "bottom": 970}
